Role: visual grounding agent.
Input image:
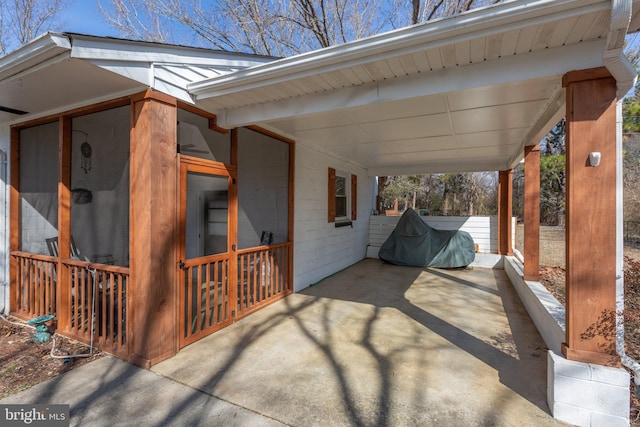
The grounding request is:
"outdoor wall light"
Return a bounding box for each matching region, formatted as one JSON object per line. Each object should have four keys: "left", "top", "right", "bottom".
{"left": 589, "top": 152, "right": 601, "bottom": 167}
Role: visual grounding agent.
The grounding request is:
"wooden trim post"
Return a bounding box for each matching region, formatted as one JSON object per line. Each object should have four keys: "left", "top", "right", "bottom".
{"left": 562, "top": 68, "right": 619, "bottom": 366}
{"left": 228, "top": 130, "right": 238, "bottom": 320}
{"left": 497, "top": 169, "right": 513, "bottom": 255}
{"left": 9, "top": 128, "right": 20, "bottom": 312}
{"left": 523, "top": 145, "right": 540, "bottom": 281}
{"left": 130, "top": 90, "right": 178, "bottom": 367}
{"left": 57, "top": 117, "right": 72, "bottom": 331}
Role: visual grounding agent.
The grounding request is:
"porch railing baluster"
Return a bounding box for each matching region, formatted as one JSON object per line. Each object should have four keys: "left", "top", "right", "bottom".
{"left": 10, "top": 252, "right": 129, "bottom": 357}
{"left": 205, "top": 260, "right": 211, "bottom": 327}
{"left": 213, "top": 260, "right": 219, "bottom": 325}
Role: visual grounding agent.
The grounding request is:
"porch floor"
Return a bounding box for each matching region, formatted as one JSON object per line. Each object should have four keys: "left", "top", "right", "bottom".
{"left": 153, "top": 259, "right": 566, "bottom": 426}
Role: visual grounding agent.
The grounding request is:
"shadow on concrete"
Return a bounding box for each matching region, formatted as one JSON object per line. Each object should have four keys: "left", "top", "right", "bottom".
{"left": 296, "top": 260, "right": 551, "bottom": 426}
{"left": 3, "top": 259, "right": 557, "bottom": 426}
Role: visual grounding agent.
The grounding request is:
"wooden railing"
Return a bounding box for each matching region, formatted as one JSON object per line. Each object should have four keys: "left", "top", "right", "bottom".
{"left": 237, "top": 243, "right": 291, "bottom": 317}
{"left": 180, "top": 243, "right": 292, "bottom": 348}
{"left": 10, "top": 252, "right": 130, "bottom": 358}
{"left": 63, "top": 259, "right": 130, "bottom": 357}
{"left": 12, "top": 252, "right": 57, "bottom": 318}
{"left": 15, "top": 244, "right": 292, "bottom": 356}
{"left": 180, "top": 254, "right": 230, "bottom": 347}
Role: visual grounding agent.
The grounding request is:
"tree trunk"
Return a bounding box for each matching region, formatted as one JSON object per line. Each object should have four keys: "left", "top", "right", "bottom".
{"left": 443, "top": 190, "right": 449, "bottom": 215}
{"left": 412, "top": 0, "right": 420, "bottom": 24}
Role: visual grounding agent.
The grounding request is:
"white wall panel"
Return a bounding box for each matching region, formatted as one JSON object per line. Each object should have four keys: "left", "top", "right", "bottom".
{"left": 368, "top": 214, "right": 517, "bottom": 255}
{"left": 293, "top": 143, "right": 372, "bottom": 291}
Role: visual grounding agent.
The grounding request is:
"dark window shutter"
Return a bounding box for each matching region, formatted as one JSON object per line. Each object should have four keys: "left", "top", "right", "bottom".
{"left": 328, "top": 167, "right": 336, "bottom": 222}
{"left": 351, "top": 174, "right": 357, "bottom": 221}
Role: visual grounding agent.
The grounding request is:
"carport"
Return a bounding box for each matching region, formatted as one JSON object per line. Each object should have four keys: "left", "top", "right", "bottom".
{"left": 1, "top": 0, "right": 639, "bottom": 425}
{"left": 185, "top": 1, "right": 640, "bottom": 424}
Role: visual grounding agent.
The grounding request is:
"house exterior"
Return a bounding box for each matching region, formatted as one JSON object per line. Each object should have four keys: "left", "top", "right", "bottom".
{"left": 1, "top": 0, "right": 640, "bottom": 425}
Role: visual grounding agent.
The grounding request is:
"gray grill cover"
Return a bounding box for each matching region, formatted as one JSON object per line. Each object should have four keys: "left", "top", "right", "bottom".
{"left": 378, "top": 208, "right": 475, "bottom": 268}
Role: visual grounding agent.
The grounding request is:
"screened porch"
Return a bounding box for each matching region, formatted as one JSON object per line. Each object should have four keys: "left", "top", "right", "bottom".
{"left": 9, "top": 93, "right": 294, "bottom": 364}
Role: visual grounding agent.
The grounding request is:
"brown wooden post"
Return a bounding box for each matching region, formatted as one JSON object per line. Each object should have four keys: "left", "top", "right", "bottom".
{"left": 229, "top": 129, "right": 238, "bottom": 319}
{"left": 562, "top": 68, "right": 619, "bottom": 366}
{"left": 497, "top": 169, "right": 513, "bottom": 255}
{"left": 57, "top": 117, "right": 72, "bottom": 331}
{"left": 523, "top": 145, "right": 540, "bottom": 281}
{"left": 288, "top": 140, "right": 295, "bottom": 292}
{"left": 129, "top": 90, "right": 178, "bottom": 367}
{"left": 9, "top": 127, "right": 20, "bottom": 312}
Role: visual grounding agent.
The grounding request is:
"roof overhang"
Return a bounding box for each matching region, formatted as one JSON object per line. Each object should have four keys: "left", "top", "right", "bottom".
{"left": 189, "top": 0, "right": 640, "bottom": 175}
{"left": 1, "top": 1, "right": 638, "bottom": 176}
{"left": 0, "top": 33, "right": 275, "bottom": 125}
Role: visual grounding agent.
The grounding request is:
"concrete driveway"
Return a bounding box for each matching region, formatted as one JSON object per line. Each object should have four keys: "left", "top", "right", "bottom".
{"left": 153, "top": 259, "right": 567, "bottom": 426}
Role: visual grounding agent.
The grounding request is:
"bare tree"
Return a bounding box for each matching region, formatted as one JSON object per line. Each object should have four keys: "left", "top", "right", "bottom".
{"left": 397, "top": 0, "right": 502, "bottom": 27}
{"left": 100, "top": 0, "right": 295, "bottom": 55}
{"left": 380, "top": 172, "right": 497, "bottom": 216}
{"left": 99, "top": 0, "right": 383, "bottom": 56}
{"left": 1, "top": 0, "right": 68, "bottom": 54}
{"left": 99, "top": 0, "right": 503, "bottom": 56}
{"left": 97, "top": 0, "right": 170, "bottom": 43}
{"left": 0, "top": 6, "right": 5, "bottom": 54}
{"left": 624, "top": 136, "right": 640, "bottom": 224}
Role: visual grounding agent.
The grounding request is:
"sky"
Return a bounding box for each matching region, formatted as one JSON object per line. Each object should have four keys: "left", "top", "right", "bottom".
{"left": 61, "top": 1, "right": 640, "bottom": 52}
{"left": 63, "top": 2, "right": 118, "bottom": 37}
{"left": 30, "top": 0, "right": 640, "bottom": 82}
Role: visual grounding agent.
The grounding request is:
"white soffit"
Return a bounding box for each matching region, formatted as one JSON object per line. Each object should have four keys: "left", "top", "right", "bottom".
{"left": 190, "top": 0, "right": 640, "bottom": 175}
{"left": 0, "top": 56, "right": 144, "bottom": 124}
{"left": 0, "top": 33, "right": 276, "bottom": 124}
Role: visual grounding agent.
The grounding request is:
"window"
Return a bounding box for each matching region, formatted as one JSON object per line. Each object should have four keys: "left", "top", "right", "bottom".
{"left": 328, "top": 168, "right": 357, "bottom": 223}
{"left": 335, "top": 173, "right": 347, "bottom": 218}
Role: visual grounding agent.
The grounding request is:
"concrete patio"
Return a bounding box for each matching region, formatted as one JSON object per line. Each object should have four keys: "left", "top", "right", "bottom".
{"left": 152, "top": 259, "right": 566, "bottom": 426}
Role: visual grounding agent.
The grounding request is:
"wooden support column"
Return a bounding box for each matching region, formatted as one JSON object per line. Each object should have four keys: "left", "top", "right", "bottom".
{"left": 9, "top": 127, "right": 19, "bottom": 312}
{"left": 497, "top": 169, "right": 513, "bottom": 255}
{"left": 523, "top": 145, "right": 540, "bottom": 281}
{"left": 130, "top": 90, "right": 178, "bottom": 368}
{"left": 57, "top": 117, "right": 72, "bottom": 331}
{"left": 562, "top": 67, "right": 619, "bottom": 366}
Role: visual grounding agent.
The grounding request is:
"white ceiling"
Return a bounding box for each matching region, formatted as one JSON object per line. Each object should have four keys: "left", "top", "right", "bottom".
{"left": 262, "top": 78, "right": 558, "bottom": 174}
{"left": 1, "top": 1, "right": 639, "bottom": 177}
{"left": 191, "top": 0, "right": 640, "bottom": 176}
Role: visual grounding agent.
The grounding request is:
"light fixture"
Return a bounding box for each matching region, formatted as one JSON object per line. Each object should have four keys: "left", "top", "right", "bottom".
{"left": 588, "top": 152, "right": 601, "bottom": 167}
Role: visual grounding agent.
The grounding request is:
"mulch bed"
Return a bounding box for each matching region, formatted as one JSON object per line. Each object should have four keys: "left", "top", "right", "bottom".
{"left": 0, "top": 317, "right": 102, "bottom": 400}
{"left": 539, "top": 254, "right": 640, "bottom": 425}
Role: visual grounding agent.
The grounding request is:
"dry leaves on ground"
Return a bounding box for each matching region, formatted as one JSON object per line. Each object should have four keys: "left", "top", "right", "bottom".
{"left": 539, "top": 250, "right": 640, "bottom": 425}
{"left": 0, "top": 317, "right": 102, "bottom": 400}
